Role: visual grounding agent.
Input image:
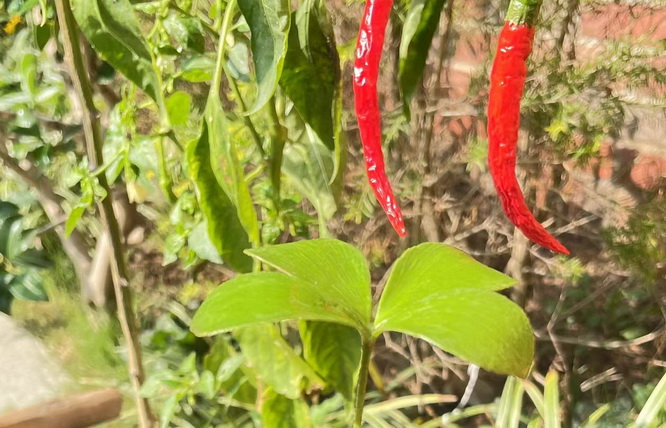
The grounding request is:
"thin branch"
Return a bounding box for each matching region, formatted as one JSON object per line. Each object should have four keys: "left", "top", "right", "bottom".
{"left": 53, "top": 1, "right": 155, "bottom": 426}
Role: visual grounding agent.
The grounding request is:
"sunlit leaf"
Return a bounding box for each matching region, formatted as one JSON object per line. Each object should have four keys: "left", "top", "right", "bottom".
{"left": 186, "top": 120, "right": 252, "bottom": 272}
{"left": 72, "top": 0, "right": 163, "bottom": 106}
{"left": 375, "top": 243, "right": 532, "bottom": 377}
{"left": 237, "top": 0, "right": 290, "bottom": 113}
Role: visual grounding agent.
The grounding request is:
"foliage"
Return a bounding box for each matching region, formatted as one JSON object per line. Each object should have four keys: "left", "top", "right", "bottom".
{"left": 0, "top": 200, "right": 49, "bottom": 313}
{"left": 0, "top": 0, "right": 664, "bottom": 426}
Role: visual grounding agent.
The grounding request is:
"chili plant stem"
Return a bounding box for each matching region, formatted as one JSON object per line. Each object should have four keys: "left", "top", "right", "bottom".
{"left": 354, "top": 337, "right": 376, "bottom": 427}
{"left": 53, "top": 1, "right": 154, "bottom": 426}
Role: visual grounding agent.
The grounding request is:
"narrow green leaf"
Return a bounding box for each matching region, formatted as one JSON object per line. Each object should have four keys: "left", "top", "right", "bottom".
{"left": 398, "top": 0, "right": 447, "bottom": 117}
{"left": 523, "top": 380, "right": 546, "bottom": 417}
{"left": 187, "top": 122, "right": 252, "bottom": 272}
{"left": 205, "top": 96, "right": 260, "bottom": 246}
{"left": 237, "top": 324, "right": 323, "bottom": 399}
{"left": 72, "top": 0, "right": 162, "bottom": 105}
{"left": 636, "top": 371, "right": 666, "bottom": 428}
{"left": 282, "top": 139, "right": 337, "bottom": 221}
{"left": 580, "top": 404, "right": 610, "bottom": 428}
{"left": 262, "top": 387, "right": 312, "bottom": 427}
{"left": 65, "top": 204, "right": 86, "bottom": 237}
{"left": 496, "top": 377, "right": 524, "bottom": 428}
{"left": 8, "top": 271, "right": 48, "bottom": 302}
{"left": 237, "top": 0, "right": 290, "bottom": 114}
{"left": 374, "top": 289, "right": 533, "bottom": 377}
{"left": 544, "top": 370, "right": 562, "bottom": 428}
{"left": 300, "top": 321, "right": 361, "bottom": 402}
{"left": 377, "top": 243, "right": 517, "bottom": 320}
{"left": 279, "top": 1, "right": 339, "bottom": 150}
{"left": 246, "top": 239, "right": 372, "bottom": 328}
{"left": 190, "top": 272, "right": 364, "bottom": 336}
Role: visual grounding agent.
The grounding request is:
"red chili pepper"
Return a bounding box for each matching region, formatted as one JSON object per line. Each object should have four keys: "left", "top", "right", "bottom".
{"left": 354, "top": 0, "right": 406, "bottom": 237}
{"left": 487, "top": 0, "right": 569, "bottom": 255}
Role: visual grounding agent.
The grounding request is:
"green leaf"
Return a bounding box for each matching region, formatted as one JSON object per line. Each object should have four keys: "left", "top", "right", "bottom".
{"left": 636, "top": 371, "right": 666, "bottom": 427}
{"left": 188, "top": 221, "right": 224, "bottom": 264}
{"left": 8, "top": 271, "right": 48, "bottom": 302}
{"left": 375, "top": 243, "right": 532, "bottom": 377}
{"left": 282, "top": 139, "right": 337, "bottom": 221}
{"left": 496, "top": 377, "right": 524, "bottom": 428}
{"left": 237, "top": 324, "right": 323, "bottom": 399}
{"left": 378, "top": 243, "right": 516, "bottom": 311}
{"left": 65, "top": 204, "right": 86, "bottom": 237}
{"left": 237, "top": 0, "right": 290, "bottom": 114}
{"left": 544, "top": 370, "right": 561, "bottom": 428}
{"left": 191, "top": 272, "right": 365, "bottom": 336}
{"left": 166, "top": 91, "right": 192, "bottom": 126}
{"left": 180, "top": 56, "right": 215, "bottom": 82}
{"left": 246, "top": 239, "right": 371, "bottom": 329}
{"left": 398, "top": 0, "right": 447, "bottom": 118}
{"left": 279, "top": 1, "right": 339, "bottom": 150}
{"left": 204, "top": 96, "right": 259, "bottom": 246}
{"left": 72, "top": 0, "right": 163, "bottom": 105}
{"left": 261, "top": 387, "right": 312, "bottom": 428}
{"left": 187, "top": 120, "right": 252, "bottom": 273}
{"left": 163, "top": 11, "right": 205, "bottom": 54}
{"left": 375, "top": 289, "right": 533, "bottom": 377}
{"left": 300, "top": 321, "right": 361, "bottom": 402}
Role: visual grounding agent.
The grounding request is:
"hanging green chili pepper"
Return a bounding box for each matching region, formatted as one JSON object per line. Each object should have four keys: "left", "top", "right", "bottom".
{"left": 354, "top": 0, "right": 406, "bottom": 237}
{"left": 487, "top": 0, "right": 569, "bottom": 255}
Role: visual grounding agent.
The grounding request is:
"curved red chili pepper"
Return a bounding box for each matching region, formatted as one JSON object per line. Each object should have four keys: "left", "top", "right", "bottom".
{"left": 354, "top": 0, "right": 406, "bottom": 237}
{"left": 487, "top": 4, "right": 569, "bottom": 255}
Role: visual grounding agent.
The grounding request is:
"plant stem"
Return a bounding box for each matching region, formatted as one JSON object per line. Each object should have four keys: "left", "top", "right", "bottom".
{"left": 353, "top": 337, "right": 375, "bottom": 428}
{"left": 211, "top": 0, "right": 236, "bottom": 95}
{"left": 53, "top": 1, "right": 154, "bottom": 426}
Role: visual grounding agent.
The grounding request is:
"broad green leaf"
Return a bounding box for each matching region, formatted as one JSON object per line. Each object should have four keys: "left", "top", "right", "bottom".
{"left": 398, "top": 0, "right": 447, "bottom": 118}
{"left": 205, "top": 96, "right": 259, "bottom": 246}
{"left": 262, "top": 387, "right": 312, "bottom": 427}
{"left": 72, "top": 0, "right": 163, "bottom": 106}
{"left": 496, "top": 377, "right": 524, "bottom": 428}
{"left": 636, "top": 371, "right": 666, "bottom": 428}
{"left": 377, "top": 243, "right": 516, "bottom": 317}
{"left": 246, "top": 239, "right": 371, "bottom": 328}
{"left": 166, "top": 91, "right": 192, "bottom": 126}
{"left": 191, "top": 270, "right": 369, "bottom": 336}
{"left": 279, "top": 1, "right": 339, "bottom": 150}
{"left": 187, "top": 122, "right": 252, "bottom": 272}
{"left": 237, "top": 0, "right": 290, "bottom": 113}
{"left": 282, "top": 139, "right": 337, "bottom": 221}
{"left": 237, "top": 324, "right": 323, "bottom": 399}
{"left": 544, "top": 370, "right": 561, "bottom": 428}
{"left": 300, "top": 321, "right": 361, "bottom": 402}
{"left": 374, "top": 289, "right": 534, "bottom": 377}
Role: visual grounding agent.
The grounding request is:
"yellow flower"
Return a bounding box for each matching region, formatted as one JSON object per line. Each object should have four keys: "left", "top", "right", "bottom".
{"left": 3, "top": 16, "right": 21, "bottom": 35}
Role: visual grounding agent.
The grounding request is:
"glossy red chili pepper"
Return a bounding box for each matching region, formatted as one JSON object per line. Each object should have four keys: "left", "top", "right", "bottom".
{"left": 487, "top": 0, "right": 569, "bottom": 255}
{"left": 354, "top": 0, "right": 406, "bottom": 237}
